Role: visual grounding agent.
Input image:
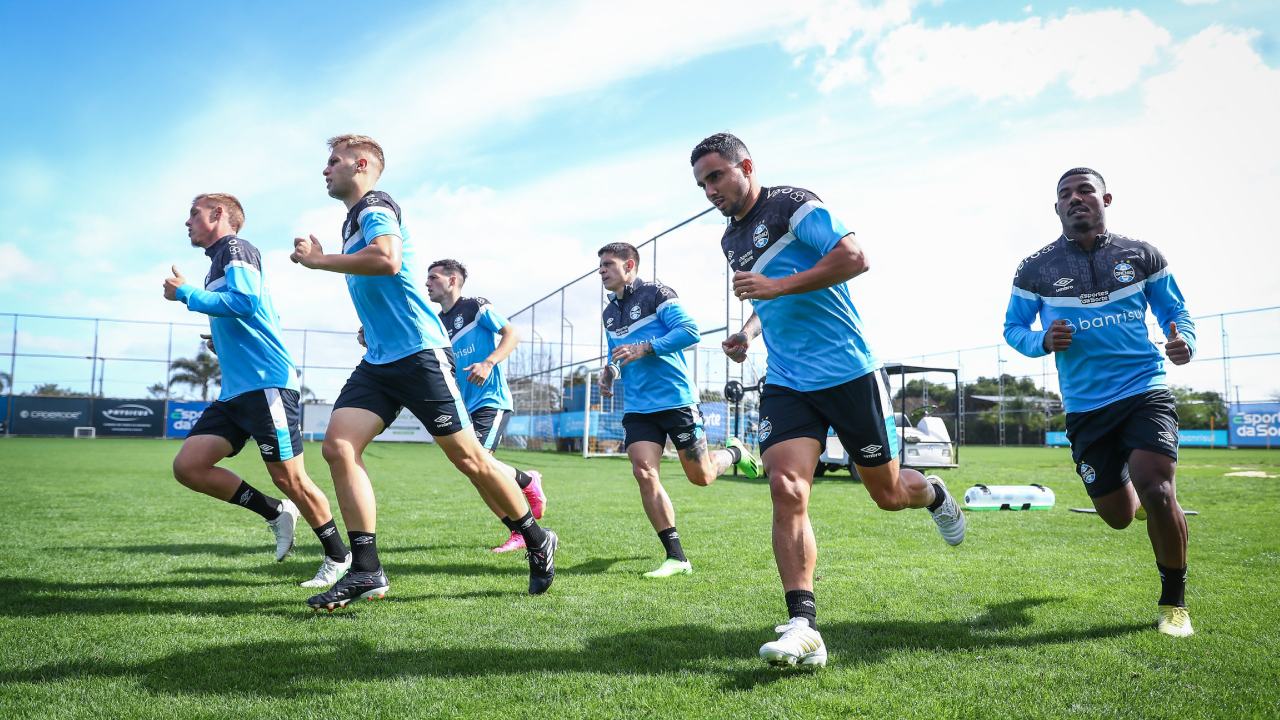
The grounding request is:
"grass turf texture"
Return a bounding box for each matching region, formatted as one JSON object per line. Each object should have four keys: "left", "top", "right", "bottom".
{"left": 0, "top": 439, "right": 1277, "bottom": 719}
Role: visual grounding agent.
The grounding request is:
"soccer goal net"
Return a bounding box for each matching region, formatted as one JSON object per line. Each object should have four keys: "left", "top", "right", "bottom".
{"left": 582, "top": 370, "right": 627, "bottom": 458}
{"left": 73, "top": 426, "right": 96, "bottom": 439}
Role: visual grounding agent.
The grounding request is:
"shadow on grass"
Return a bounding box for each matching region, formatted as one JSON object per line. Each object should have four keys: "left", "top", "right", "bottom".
{"left": 2, "top": 597, "right": 1145, "bottom": 693}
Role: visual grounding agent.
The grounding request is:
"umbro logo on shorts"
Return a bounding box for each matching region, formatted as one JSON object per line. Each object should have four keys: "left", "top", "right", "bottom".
{"left": 434, "top": 414, "right": 453, "bottom": 426}
{"left": 859, "top": 444, "right": 882, "bottom": 456}
{"left": 1158, "top": 431, "right": 1177, "bottom": 445}
{"left": 259, "top": 443, "right": 274, "bottom": 454}
{"left": 677, "top": 432, "right": 691, "bottom": 442}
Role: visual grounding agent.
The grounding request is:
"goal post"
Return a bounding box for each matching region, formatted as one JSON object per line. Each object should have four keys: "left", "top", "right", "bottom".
{"left": 73, "top": 426, "right": 96, "bottom": 439}
{"left": 582, "top": 370, "right": 627, "bottom": 458}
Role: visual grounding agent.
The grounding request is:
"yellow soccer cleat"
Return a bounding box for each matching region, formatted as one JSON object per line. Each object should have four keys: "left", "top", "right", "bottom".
{"left": 1157, "top": 605, "right": 1194, "bottom": 637}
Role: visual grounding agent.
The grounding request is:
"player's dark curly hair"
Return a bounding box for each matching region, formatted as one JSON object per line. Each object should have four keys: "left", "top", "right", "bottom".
{"left": 597, "top": 242, "right": 640, "bottom": 267}
{"left": 429, "top": 258, "right": 468, "bottom": 283}
{"left": 1058, "top": 167, "right": 1106, "bottom": 191}
{"left": 690, "top": 132, "right": 750, "bottom": 166}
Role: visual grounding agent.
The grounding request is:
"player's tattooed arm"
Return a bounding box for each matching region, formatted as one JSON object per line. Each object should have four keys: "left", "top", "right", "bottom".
{"left": 722, "top": 312, "right": 760, "bottom": 362}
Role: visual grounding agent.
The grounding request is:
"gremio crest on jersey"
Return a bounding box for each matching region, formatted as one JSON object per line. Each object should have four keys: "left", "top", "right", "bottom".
{"left": 752, "top": 222, "right": 769, "bottom": 249}
{"left": 1113, "top": 262, "right": 1135, "bottom": 283}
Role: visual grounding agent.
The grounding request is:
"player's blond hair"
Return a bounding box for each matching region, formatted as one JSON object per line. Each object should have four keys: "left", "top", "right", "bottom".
{"left": 327, "top": 134, "right": 386, "bottom": 175}
{"left": 192, "top": 193, "right": 245, "bottom": 232}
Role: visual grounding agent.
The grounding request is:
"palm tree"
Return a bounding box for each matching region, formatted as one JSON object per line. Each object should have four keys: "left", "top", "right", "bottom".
{"left": 0, "top": 371, "right": 10, "bottom": 395}
{"left": 168, "top": 351, "right": 221, "bottom": 401}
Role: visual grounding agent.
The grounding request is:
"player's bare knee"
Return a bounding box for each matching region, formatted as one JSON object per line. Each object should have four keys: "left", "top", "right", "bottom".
{"left": 1100, "top": 511, "right": 1134, "bottom": 530}
{"left": 321, "top": 437, "right": 354, "bottom": 466}
{"left": 769, "top": 472, "right": 809, "bottom": 510}
{"left": 1137, "top": 479, "right": 1176, "bottom": 511}
{"left": 172, "top": 455, "right": 201, "bottom": 487}
{"left": 451, "top": 453, "right": 486, "bottom": 479}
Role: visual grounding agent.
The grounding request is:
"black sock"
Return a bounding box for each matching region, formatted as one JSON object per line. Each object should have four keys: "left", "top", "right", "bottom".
{"left": 785, "top": 589, "right": 818, "bottom": 631}
{"left": 514, "top": 469, "right": 533, "bottom": 490}
{"left": 657, "top": 527, "right": 687, "bottom": 561}
{"left": 501, "top": 516, "right": 519, "bottom": 531}
{"left": 925, "top": 481, "right": 946, "bottom": 512}
{"left": 1157, "top": 562, "right": 1187, "bottom": 607}
{"left": 348, "top": 531, "right": 380, "bottom": 572}
{"left": 228, "top": 481, "right": 282, "bottom": 521}
{"left": 313, "top": 520, "right": 348, "bottom": 561}
{"left": 724, "top": 445, "right": 742, "bottom": 464}
{"left": 514, "top": 512, "right": 548, "bottom": 548}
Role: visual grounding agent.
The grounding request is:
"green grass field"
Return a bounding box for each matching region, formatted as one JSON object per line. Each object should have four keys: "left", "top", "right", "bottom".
{"left": 0, "top": 439, "right": 1277, "bottom": 719}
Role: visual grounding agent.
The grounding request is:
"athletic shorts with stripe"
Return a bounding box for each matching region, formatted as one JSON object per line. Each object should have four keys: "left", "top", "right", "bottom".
{"left": 334, "top": 348, "right": 471, "bottom": 436}
{"left": 757, "top": 368, "right": 900, "bottom": 466}
{"left": 188, "top": 387, "right": 303, "bottom": 463}
{"left": 470, "top": 406, "right": 512, "bottom": 451}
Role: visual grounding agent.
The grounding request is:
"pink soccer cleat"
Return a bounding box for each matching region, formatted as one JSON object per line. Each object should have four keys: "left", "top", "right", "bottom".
{"left": 523, "top": 470, "right": 547, "bottom": 520}
{"left": 492, "top": 530, "right": 526, "bottom": 554}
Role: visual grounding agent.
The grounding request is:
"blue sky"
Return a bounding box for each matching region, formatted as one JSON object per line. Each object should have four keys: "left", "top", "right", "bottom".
{"left": 1, "top": 0, "right": 1277, "bottom": 400}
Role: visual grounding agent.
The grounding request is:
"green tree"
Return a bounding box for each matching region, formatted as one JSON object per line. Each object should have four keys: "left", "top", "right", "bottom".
{"left": 146, "top": 382, "right": 168, "bottom": 399}
{"left": 168, "top": 351, "right": 221, "bottom": 401}
{"left": 1168, "top": 386, "right": 1227, "bottom": 429}
{"left": 27, "top": 383, "right": 80, "bottom": 397}
{"left": 0, "top": 371, "right": 10, "bottom": 394}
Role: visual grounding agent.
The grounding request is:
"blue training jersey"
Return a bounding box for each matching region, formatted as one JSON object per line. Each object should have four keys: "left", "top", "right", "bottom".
{"left": 602, "top": 278, "right": 700, "bottom": 414}
{"left": 1003, "top": 232, "right": 1196, "bottom": 413}
{"left": 439, "top": 297, "right": 514, "bottom": 413}
{"left": 341, "top": 191, "right": 450, "bottom": 364}
{"left": 175, "top": 234, "right": 299, "bottom": 400}
{"left": 720, "top": 186, "right": 879, "bottom": 391}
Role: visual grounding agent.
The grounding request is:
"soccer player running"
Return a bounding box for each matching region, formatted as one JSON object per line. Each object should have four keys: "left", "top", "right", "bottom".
{"left": 597, "top": 242, "right": 762, "bottom": 579}
{"left": 690, "top": 132, "right": 965, "bottom": 668}
{"left": 424, "top": 258, "right": 548, "bottom": 553}
{"left": 1004, "top": 168, "right": 1196, "bottom": 637}
{"left": 290, "top": 135, "right": 557, "bottom": 609}
{"left": 163, "top": 193, "right": 351, "bottom": 588}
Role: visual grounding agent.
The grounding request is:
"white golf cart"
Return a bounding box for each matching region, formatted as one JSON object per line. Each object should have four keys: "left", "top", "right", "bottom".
{"left": 816, "top": 363, "right": 960, "bottom": 477}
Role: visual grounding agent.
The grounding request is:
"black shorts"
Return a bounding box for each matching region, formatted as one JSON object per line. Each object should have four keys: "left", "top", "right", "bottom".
{"left": 334, "top": 348, "right": 470, "bottom": 437}
{"left": 623, "top": 405, "right": 704, "bottom": 451}
{"left": 1065, "top": 388, "right": 1179, "bottom": 498}
{"left": 471, "top": 406, "right": 512, "bottom": 451}
{"left": 758, "top": 369, "right": 898, "bottom": 466}
{"left": 188, "top": 388, "right": 303, "bottom": 463}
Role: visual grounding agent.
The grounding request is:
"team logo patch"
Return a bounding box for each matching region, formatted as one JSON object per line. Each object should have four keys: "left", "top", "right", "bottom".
{"left": 1079, "top": 463, "right": 1096, "bottom": 484}
{"left": 758, "top": 419, "right": 772, "bottom": 441}
{"left": 752, "top": 223, "right": 769, "bottom": 249}
{"left": 453, "top": 315, "right": 463, "bottom": 330}
{"left": 860, "top": 444, "right": 883, "bottom": 457}
{"left": 1113, "top": 262, "right": 1135, "bottom": 283}
{"left": 629, "top": 305, "right": 641, "bottom": 320}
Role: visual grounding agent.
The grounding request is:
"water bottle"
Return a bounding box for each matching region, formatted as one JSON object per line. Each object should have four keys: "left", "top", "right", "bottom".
{"left": 962, "top": 484, "right": 1055, "bottom": 511}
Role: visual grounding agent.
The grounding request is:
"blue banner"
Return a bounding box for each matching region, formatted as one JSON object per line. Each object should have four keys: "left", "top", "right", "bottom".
{"left": 166, "top": 401, "right": 210, "bottom": 438}
{"left": 0, "top": 395, "right": 8, "bottom": 434}
{"left": 1230, "top": 403, "right": 1280, "bottom": 448}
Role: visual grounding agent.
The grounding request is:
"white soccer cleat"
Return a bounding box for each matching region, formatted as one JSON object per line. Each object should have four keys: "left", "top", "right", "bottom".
{"left": 759, "top": 617, "right": 827, "bottom": 667}
{"left": 926, "top": 476, "right": 965, "bottom": 546}
{"left": 300, "top": 552, "right": 352, "bottom": 588}
{"left": 267, "top": 498, "right": 300, "bottom": 561}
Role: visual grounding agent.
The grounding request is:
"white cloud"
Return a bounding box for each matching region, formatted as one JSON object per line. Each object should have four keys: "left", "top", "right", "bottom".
{"left": 861, "top": 10, "right": 1171, "bottom": 103}
{"left": 0, "top": 244, "right": 37, "bottom": 282}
